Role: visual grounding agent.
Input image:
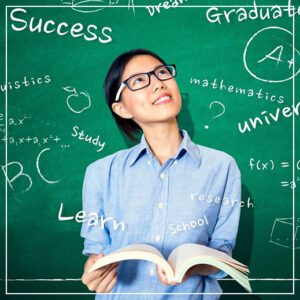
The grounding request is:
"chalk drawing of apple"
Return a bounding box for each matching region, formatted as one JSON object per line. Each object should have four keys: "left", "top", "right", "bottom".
{"left": 63, "top": 86, "right": 91, "bottom": 114}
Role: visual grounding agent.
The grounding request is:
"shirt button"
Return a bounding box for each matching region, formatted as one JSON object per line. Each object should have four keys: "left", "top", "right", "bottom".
{"left": 155, "top": 234, "right": 161, "bottom": 242}
{"left": 158, "top": 202, "right": 163, "bottom": 209}
{"left": 149, "top": 269, "right": 155, "bottom": 276}
{"left": 174, "top": 160, "right": 178, "bottom": 165}
{"left": 147, "top": 160, "right": 151, "bottom": 165}
{"left": 160, "top": 173, "right": 165, "bottom": 179}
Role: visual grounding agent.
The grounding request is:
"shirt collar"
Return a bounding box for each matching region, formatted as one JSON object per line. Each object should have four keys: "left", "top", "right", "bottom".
{"left": 129, "top": 129, "right": 201, "bottom": 168}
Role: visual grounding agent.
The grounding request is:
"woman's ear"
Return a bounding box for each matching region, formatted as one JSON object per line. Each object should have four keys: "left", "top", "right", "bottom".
{"left": 111, "top": 102, "right": 133, "bottom": 119}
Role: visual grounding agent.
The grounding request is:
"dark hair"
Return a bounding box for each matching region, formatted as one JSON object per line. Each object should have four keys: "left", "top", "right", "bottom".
{"left": 104, "top": 49, "right": 167, "bottom": 142}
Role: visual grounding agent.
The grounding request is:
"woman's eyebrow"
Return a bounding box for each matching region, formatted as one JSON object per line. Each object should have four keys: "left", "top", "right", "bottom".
{"left": 126, "top": 64, "right": 164, "bottom": 78}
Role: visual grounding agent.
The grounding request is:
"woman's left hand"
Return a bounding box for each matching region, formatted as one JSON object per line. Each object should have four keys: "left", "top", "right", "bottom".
{"left": 182, "top": 264, "right": 220, "bottom": 282}
{"left": 157, "top": 264, "right": 219, "bottom": 285}
{"left": 156, "top": 266, "right": 178, "bottom": 286}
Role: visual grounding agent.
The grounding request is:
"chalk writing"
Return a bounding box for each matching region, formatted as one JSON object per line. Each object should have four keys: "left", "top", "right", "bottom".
{"left": 58, "top": 202, "right": 126, "bottom": 230}
{"left": 248, "top": 159, "right": 299, "bottom": 189}
{"left": 1, "top": 161, "right": 32, "bottom": 195}
{"left": 168, "top": 215, "right": 208, "bottom": 235}
{"left": 0, "top": 75, "right": 52, "bottom": 93}
{"left": 71, "top": 125, "right": 105, "bottom": 152}
{"left": 0, "top": 113, "right": 68, "bottom": 147}
{"left": 249, "top": 158, "right": 300, "bottom": 171}
{"left": 1, "top": 148, "right": 62, "bottom": 195}
{"left": 191, "top": 193, "right": 254, "bottom": 209}
{"left": 0, "top": 113, "right": 4, "bottom": 133}
{"left": 36, "top": 148, "right": 62, "bottom": 184}
{"left": 146, "top": 0, "right": 188, "bottom": 16}
{"left": 243, "top": 26, "right": 300, "bottom": 83}
{"left": 7, "top": 114, "right": 30, "bottom": 126}
{"left": 280, "top": 179, "right": 299, "bottom": 189}
{"left": 204, "top": 101, "right": 225, "bottom": 130}
{"left": 237, "top": 101, "right": 300, "bottom": 133}
{"left": 10, "top": 8, "right": 113, "bottom": 44}
{"left": 1, "top": 134, "right": 63, "bottom": 147}
{"left": 249, "top": 159, "right": 275, "bottom": 171}
{"left": 206, "top": 0, "right": 300, "bottom": 24}
{"left": 0, "top": 113, "right": 31, "bottom": 135}
{"left": 190, "top": 77, "right": 284, "bottom": 104}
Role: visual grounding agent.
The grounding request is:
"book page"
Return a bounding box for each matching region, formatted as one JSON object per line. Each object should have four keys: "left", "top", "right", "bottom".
{"left": 88, "top": 244, "right": 175, "bottom": 280}
{"left": 167, "top": 243, "right": 251, "bottom": 292}
{"left": 175, "top": 258, "right": 252, "bottom": 293}
{"left": 111, "top": 244, "right": 164, "bottom": 257}
{"left": 167, "top": 243, "right": 247, "bottom": 272}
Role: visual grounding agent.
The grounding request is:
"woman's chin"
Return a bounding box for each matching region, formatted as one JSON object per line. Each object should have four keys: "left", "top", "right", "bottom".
{"left": 152, "top": 114, "right": 179, "bottom": 124}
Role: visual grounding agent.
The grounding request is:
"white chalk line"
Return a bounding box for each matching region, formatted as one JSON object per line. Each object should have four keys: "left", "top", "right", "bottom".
{"left": 0, "top": 278, "right": 300, "bottom": 281}
{"left": 4, "top": 5, "right": 293, "bottom": 8}
{"left": 5, "top": 3, "right": 297, "bottom": 296}
{"left": 3, "top": 293, "right": 297, "bottom": 296}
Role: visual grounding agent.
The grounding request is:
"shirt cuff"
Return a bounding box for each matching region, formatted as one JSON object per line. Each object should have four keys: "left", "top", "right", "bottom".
{"left": 82, "top": 239, "right": 109, "bottom": 256}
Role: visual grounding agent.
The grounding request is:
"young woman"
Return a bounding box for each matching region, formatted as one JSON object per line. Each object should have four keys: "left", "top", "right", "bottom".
{"left": 80, "top": 49, "right": 241, "bottom": 299}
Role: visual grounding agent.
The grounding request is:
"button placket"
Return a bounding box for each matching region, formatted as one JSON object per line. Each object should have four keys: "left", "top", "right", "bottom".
{"left": 154, "top": 170, "right": 169, "bottom": 295}
{"left": 154, "top": 169, "right": 169, "bottom": 247}
{"left": 149, "top": 268, "right": 155, "bottom": 276}
{"left": 155, "top": 234, "right": 161, "bottom": 242}
{"left": 149, "top": 166, "right": 170, "bottom": 293}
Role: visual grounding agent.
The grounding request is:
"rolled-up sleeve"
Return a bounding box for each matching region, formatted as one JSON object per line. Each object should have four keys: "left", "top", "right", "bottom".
{"left": 80, "top": 164, "right": 111, "bottom": 256}
{"left": 208, "top": 158, "right": 241, "bottom": 279}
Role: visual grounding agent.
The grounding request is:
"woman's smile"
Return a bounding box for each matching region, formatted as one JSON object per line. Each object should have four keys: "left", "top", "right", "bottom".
{"left": 152, "top": 93, "right": 173, "bottom": 105}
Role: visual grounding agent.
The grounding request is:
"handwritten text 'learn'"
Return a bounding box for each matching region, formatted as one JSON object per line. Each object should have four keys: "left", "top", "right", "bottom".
{"left": 58, "top": 203, "right": 126, "bottom": 231}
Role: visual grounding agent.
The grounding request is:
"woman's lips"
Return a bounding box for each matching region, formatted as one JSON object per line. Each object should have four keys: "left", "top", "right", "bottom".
{"left": 153, "top": 96, "right": 173, "bottom": 105}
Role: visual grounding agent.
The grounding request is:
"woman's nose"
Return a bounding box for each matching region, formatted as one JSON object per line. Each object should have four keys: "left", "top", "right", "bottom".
{"left": 150, "top": 74, "right": 166, "bottom": 92}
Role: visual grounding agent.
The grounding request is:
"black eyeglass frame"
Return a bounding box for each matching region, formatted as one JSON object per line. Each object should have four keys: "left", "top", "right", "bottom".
{"left": 115, "top": 64, "right": 177, "bottom": 101}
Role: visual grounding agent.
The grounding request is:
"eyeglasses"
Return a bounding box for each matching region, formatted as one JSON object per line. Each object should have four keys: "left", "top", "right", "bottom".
{"left": 115, "top": 64, "right": 176, "bottom": 101}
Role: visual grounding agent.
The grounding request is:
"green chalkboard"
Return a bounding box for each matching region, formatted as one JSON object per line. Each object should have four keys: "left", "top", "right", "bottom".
{"left": 0, "top": 0, "right": 300, "bottom": 299}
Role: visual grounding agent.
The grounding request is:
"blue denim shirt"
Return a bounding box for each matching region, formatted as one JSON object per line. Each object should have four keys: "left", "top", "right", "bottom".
{"left": 80, "top": 129, "right": 241, "bottom": 300}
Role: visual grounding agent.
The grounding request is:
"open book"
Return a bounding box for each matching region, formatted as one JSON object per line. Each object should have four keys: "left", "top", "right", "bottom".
{"left": 88, "top": 243, "right": 252, "bottom": 293}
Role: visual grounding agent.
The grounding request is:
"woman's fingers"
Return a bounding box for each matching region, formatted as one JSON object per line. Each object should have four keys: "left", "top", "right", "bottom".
{"left": 83, "top": 262, "right": 116, "bottom": 285}
{"left": 96, "top": 264, "right": 119, "bottom": 293}
{"left": 82, "top": 253, "right": 105, "bottom": 284}
{"left": 105, "top": 273, "right": 118, "bottom": 293}
{"left": 156, "top": 266, "right": 178, "bottom": 286}
{"left": 156, "top": 265, "right": 168, "bottom": 285}
{"left": 81, "top": 252, "right": 120, "bottom": 293}
{"left": 85, "top": 253, "right": 104, "bottom": 271}
{"left": 82, "top": 268, "right": 106, "bottom": 285}
{"left": 156, "top": 265, "right": 178, "bottom": 285}
{"left": 87, "top": 263, "right": 117, "bottom": 291}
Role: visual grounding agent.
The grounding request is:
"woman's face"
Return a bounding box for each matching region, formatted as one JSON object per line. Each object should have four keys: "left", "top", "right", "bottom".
{"left": 112, "top": 55, "right": 182, "bottom": 128}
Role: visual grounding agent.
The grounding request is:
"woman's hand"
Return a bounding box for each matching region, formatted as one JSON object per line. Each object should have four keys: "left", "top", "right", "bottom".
{"left": 156, "top": 266, "right": 178, "bottom": 286}
{"left": 182, "top": 264, "right": 220, "bottom": 282}
{"left": 81, "top": 253, "right": 119, "bottom": 293}
{"left": 157, "top": 264, "right": 219, "bottom": 285}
